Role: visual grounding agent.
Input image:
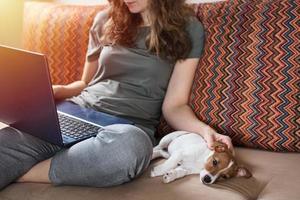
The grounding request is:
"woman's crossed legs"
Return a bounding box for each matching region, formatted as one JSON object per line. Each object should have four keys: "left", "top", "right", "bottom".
{"left": 0, "top": 124, "right": 152, "bottom": 190}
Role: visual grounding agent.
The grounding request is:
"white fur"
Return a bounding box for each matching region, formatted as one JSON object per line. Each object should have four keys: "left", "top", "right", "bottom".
{"left": 151, "top": 131, "right": 214, "bottom": 183}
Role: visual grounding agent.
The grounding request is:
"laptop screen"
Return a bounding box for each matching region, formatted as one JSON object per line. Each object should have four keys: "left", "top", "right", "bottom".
{"left": 0, "top": 45, "right": 63, "bottom": 144}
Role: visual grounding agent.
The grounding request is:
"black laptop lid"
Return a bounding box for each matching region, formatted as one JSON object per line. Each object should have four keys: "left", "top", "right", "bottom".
{"left": 0, "top": 45, "right": 63, "bottom": 145}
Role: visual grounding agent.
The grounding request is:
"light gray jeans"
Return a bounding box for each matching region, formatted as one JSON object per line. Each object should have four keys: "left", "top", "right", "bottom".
{"left": 0, "top": 124, "right": 153, "bottom": 190}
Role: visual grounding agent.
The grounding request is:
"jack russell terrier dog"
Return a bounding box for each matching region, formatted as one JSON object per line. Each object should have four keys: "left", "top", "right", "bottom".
{"left": 150, "top": 131, "right": 252, "bottom": 184}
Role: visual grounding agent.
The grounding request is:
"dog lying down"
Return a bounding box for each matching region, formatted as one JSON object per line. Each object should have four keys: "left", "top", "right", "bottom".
{"left": 150, "top": 131, "right": 252, "bottom": 184}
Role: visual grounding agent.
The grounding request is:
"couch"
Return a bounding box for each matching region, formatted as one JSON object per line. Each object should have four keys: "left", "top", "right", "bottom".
{"left": 0, "top": 0, "right": 299, "bottom": 199}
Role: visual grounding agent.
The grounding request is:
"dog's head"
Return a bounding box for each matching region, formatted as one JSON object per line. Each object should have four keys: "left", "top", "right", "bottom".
{"left": 200, "top": 142, "right": 252, "bottom": 184}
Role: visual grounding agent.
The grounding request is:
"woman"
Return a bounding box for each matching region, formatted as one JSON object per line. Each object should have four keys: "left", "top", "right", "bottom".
{"left": 0, "top": 0, "right": 232, "bottom": 189}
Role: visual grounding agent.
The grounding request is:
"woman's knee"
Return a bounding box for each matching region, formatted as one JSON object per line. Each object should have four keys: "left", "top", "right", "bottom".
{"left": 102, "top": 125, "right": 153, "bottom": 186}
{"left": 100, "top": 124, "right": 153, "bottom": 157}
{"left": 103, "top": 124, "right": 153, "bottom": 182}
{"left": 106, "top": 124, "right": 152, "bottom": 166}
{"left": 49, "top": 124, "right": 153, "bottom": 187}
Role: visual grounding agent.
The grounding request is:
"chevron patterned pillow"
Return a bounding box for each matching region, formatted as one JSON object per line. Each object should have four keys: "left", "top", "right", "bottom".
{"left": 22, "top": 2, "right": 107, "bottom": 84}
{"left": 158, "top": 0, "right": 300, "bottom": 152}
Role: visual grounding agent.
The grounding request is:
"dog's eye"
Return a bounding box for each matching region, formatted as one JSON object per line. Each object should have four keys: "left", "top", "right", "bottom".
{"left": 212, "top": 159, "right": 218, "bottom": 166}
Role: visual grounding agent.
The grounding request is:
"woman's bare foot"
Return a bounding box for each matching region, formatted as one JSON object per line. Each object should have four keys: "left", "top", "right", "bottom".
{"left": 16, "top": 158, "right": 52, "bottom": 183}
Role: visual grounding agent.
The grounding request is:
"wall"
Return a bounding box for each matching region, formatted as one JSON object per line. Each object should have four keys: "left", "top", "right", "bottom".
{"left": 0, "top": 0, "right": 24, "bottom": 48}
{"left": 0, "top": 0, "right": 53, "bottom": 48}
{"left": 57, "top": 0, "right": 107, "bottom": 4}
{"left": 0, "top": 0, "right": 108, "bottom": 47}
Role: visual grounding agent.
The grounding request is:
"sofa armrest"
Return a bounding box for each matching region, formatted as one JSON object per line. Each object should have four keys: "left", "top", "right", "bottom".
{"left": 22, "top": 2, "right": 107, "bottom": 84}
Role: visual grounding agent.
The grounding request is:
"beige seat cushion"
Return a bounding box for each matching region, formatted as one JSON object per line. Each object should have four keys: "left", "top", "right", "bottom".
{"left": 1, "top": 147, "right": 299, "bottom": 200}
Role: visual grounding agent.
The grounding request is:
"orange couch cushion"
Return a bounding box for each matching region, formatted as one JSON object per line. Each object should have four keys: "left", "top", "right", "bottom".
{"left": 22, "top": 2, "right": 107, "bottom": 84}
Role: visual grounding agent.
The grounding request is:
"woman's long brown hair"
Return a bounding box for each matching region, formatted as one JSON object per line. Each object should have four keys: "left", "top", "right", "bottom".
{"left": 102, "top": 0, "right": 195, "bottom": 62}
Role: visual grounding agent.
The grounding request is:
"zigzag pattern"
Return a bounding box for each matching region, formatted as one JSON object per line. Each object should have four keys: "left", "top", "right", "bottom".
{"left": 22, "top": 2, "right": 107, "bottom": 84}
{"left": 158, "top": 0, "right": 300, "bottom": 152}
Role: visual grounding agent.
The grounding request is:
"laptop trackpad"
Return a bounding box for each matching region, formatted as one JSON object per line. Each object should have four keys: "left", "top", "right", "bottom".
{"left": 56, "top": 101, "right": 133, "bottom": 126}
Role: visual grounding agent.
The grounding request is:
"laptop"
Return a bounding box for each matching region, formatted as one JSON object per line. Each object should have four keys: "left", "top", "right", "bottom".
{"left": 0, "top": 45, "right": 133, "bottom": 146}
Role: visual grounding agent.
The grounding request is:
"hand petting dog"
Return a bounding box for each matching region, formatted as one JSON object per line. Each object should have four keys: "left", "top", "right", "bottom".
{"left": 202, "top": 130, "right": 233, "bottom": 152}
{"left": 151, "top": 131, "right": 251, "bottom": 184}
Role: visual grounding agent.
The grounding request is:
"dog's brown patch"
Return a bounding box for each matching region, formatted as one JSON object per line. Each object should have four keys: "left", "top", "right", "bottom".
{"left": 204, "top": 141, "right": 235, "bottom": 176}
{"left": 204, "top": 151, "right": 233, "bottom": 175}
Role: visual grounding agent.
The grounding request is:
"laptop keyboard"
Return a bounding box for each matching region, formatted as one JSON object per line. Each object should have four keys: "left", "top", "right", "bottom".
{"left": 58, "top": 112, "right": 103, "bottom": 140}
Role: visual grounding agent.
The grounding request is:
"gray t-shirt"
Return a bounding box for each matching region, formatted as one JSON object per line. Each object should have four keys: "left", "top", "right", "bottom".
{"left": 69, "top": 10, "right": 204, "bottom": 144}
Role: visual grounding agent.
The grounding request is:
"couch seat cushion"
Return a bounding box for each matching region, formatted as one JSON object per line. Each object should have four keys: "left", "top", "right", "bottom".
{"left": 1, "top": 147, "right": 299, "bottom": 200}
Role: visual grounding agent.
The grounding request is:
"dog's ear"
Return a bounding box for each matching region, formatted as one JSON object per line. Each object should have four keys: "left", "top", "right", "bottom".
{"left": 235, "top": 166, "right": 252, "bottom": 178}
{"left": 213, "top": 142, "right": 228, "bottom": 153}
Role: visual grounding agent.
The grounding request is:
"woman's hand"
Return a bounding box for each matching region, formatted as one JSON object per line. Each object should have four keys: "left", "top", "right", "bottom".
{"left": 52, "top": 81, "right": 86, "bottom": 100}
{"left": 203, "top": 131, "right": 233, "bottom": 151}
{"left": 51, "top": 59, "right": 98, "bottom": 100}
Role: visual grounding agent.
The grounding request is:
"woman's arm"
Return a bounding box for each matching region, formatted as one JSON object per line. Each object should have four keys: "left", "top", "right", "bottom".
{"left": 52, "top": 9, "right": 109, "bottom": 100}
{"left": 52, "top": 59, "right": 98, "bottom": 100}
{"left": 162, "top": 58, "right": 233, "bottom": 150}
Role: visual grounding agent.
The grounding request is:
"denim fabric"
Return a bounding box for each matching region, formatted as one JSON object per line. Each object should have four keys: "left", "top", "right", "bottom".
{"left": 49, "top": 124, "right": 153, "bottom": 187}
{"left": 0, "top": 127, "right": 61, "bottom": 190}
{"left": 0, "top": 124, "right": 152, "bottom": 190}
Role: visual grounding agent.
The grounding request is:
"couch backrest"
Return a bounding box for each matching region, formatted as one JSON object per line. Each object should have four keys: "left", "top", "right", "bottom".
{"left": 23, "top": 2, "right": 106, "bottom": 84}
{"left": 159, "top": 0, "right": 300, "bottom": 152}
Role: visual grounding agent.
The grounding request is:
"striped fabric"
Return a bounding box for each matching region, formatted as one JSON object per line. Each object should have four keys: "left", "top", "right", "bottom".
{"left": 158, "top": 0, "right": 300, "bottom": 152}
{"left": 22, "top": 2, "right": 107, "bottom": 84}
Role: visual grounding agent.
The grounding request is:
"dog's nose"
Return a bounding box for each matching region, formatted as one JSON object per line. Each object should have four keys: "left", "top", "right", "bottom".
{"left": 202, "top": 175, "right": 212, "bottom": 184}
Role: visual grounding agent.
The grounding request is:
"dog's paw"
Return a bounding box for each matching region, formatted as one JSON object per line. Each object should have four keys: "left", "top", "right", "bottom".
{"left": 160, "top": 151, "right": 170, "bottom": 159}
{"left": 150, "top": 166, "right": 166, "bottom": 177}
{"left": 162, "top": 171, "right": 175, "bottom": 183}
{"left": 150, "top": 168, "right": 160, "bottom": 177}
